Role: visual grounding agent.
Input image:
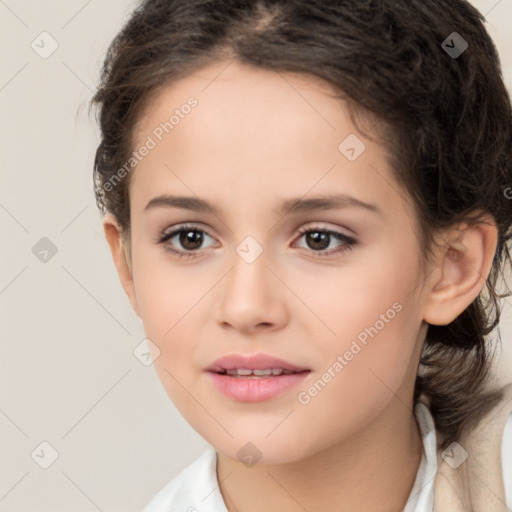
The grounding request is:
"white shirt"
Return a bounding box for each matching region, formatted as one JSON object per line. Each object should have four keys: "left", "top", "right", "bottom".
{"left": 143, "top": 403, "right": 512, "bottom": 512}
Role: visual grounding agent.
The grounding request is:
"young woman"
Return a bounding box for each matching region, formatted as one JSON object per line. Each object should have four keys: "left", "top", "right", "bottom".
{"left": 90, "top": 1, "right": 512, "bottom": 510}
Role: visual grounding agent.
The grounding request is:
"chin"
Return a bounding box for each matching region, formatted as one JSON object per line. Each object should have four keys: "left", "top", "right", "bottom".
{"left": 213, "top": 431, "right": 312, "bottom": 467}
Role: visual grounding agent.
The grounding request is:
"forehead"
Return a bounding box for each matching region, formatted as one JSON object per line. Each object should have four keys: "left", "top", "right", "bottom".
{"left": 134, "top": 59, "right": 348, "bottom": 150}
{"left": 130, "top": 59, "right": 408, "bottom": 222}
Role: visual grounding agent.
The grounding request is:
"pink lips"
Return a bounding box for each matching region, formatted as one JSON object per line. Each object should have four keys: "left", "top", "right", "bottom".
{"left": 205, "top": 353, "right": 310, "bottom": 373}
{"left": 205, "top": 353, "right": 311, "bottom": 402}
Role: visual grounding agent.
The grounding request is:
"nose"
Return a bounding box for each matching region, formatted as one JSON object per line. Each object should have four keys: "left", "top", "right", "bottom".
{"left": 214, "top": 242, "right": 288, "bottom": 335}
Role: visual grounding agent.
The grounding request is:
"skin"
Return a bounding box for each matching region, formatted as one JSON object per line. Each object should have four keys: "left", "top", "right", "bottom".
{"left": 103, "top": 60, "right": 498, "bottom": 512}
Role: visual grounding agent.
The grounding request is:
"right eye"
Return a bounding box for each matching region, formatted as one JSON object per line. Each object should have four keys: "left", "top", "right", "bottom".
{"left": 156, "top": 224, "right": 217, "bottom": 259}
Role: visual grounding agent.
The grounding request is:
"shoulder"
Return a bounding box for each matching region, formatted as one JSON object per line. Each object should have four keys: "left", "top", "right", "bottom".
{"left": 142, "top": 446, "right": 227, "bottom": 512}
{"left": 433, "top": 382, "right": 512, "bottom": 512}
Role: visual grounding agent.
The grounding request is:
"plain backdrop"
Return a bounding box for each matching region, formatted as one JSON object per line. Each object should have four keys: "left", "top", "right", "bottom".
{"left": 1, "top": 1, "right": 512, "bottom": 510}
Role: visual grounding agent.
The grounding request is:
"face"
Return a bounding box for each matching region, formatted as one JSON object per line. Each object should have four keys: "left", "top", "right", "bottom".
{"left": 115, "top": 60, "right": 433, "bottom": 464}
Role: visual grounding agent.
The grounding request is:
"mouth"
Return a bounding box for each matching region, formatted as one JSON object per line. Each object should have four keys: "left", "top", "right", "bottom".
{"left": 205, "top": 353, "right": 311, "bottom": 402}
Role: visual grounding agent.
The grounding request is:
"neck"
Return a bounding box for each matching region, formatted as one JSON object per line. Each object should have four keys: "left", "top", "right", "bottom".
{"left": 217, "top": 398, "right": 423, "bottom": 512}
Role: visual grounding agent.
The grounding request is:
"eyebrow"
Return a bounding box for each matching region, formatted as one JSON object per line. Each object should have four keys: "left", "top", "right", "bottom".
{"left": 144, "top": 193, "right": 381, "bottom": 217}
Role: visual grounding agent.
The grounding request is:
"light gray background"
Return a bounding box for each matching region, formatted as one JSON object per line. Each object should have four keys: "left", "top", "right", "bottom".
{"left": 1, "top": 1, "right": 511, "bottom": 510}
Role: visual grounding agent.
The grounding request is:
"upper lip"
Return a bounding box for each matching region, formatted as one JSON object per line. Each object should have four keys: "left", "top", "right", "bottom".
{"left": 206, "top": 353, "right": 310, "bottom": 373}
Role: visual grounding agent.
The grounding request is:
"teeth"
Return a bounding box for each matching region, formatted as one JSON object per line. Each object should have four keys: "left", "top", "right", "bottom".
{"left": 233, "top": 368, "right": 253, "bottom": 376}
{"left": 253, "top": 369, "right": 272, "bottom": 376}
{"left": 224, "top": 368, "right": 295, "bottom": 376}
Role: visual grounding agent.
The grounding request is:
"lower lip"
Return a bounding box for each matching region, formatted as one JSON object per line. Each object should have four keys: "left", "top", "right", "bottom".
{"left": 207, "top": 371, "right": 310, "bottom": 402}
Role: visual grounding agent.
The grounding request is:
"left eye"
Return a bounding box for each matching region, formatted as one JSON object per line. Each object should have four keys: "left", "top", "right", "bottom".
{"left": 294, "top": 227, "right": 356, "bottom": 257}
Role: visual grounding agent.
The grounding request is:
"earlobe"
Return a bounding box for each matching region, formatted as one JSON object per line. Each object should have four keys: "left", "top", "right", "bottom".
{"left": 102, "top": 214, "right": 141, "bottom": 318}
{"left": 422, "top": 214, "right": 498, "bottom": 326}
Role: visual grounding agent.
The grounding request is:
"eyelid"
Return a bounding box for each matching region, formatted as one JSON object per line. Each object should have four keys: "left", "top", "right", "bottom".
{"left": 295, "top": 221, "right": 356, "bottom": 238}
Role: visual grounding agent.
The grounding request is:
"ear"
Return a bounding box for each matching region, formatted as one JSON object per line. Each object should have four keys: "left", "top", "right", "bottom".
{"left": 422, "top": 213, "right": 498, "bottom": 326}
{"left": 102, "top": 214, "right": 141, "bottom": 318}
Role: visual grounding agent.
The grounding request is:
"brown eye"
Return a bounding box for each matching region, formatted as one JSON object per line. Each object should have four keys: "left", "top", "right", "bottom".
{"left": 304, "top": 231, "right": 331, "bottom": 250}
{"left": 178, "top": 229, "right": 204, "bottom": 251}
{"left": 157, "top": 224, "right": 216, "bottom": 258}
{"left": 295, "top": 227, "right": 356, "bottom": 257}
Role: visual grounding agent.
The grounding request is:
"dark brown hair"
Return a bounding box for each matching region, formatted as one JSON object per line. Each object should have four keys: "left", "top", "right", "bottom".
{"left": 90, "top": 0, "right": 512, "bottom": 450}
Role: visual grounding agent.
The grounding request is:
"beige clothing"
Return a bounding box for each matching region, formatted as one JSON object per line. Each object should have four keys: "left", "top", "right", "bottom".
{"left": 433, "top": 382, "right": 512, "bottom": 512}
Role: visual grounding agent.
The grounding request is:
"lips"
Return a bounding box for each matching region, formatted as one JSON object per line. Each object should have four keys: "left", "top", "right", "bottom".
{"left": 205, "top": 353, "right": 311, "bottom": 402}
{"left": 205, "top": 353, "right": 310, "bottom": 374}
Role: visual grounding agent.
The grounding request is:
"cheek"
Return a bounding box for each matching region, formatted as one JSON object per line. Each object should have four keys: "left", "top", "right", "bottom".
{"left": 299, "top": 241, "right": 418, "bottom": 348}
{"left": 130, "top": 250, "right": 215, "bottom": 383}
{"left": 131, "top": 247, "right": 208, "bottom": 335}
{"left": 291, "top": 305, "right": 420, "bottom": 452}
{"left": 298, "top": 249, "right": 421, "bottom": 407}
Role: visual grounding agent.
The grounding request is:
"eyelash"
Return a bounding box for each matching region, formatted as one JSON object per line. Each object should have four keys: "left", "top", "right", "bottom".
{"left": 156, "top": 223, "right": 357, "bottom": 260}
